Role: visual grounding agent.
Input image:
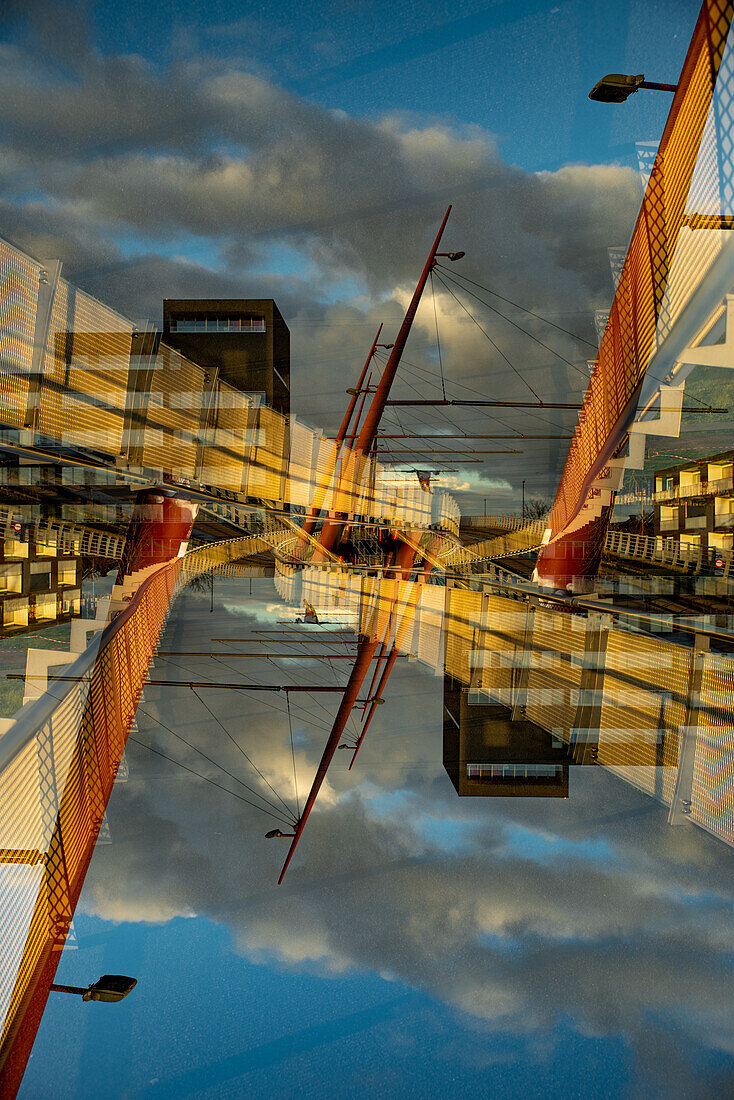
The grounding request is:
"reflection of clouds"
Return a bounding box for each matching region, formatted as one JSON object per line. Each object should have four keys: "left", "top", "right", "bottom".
{"left": 79, "top": 592, "right": 734, "bottom": 1092}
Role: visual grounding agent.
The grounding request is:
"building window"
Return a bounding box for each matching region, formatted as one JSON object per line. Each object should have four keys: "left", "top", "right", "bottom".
{"left": 168, "top": 317, "right": 266, "bottom": 334}
{"left": 467, "top": 764, "right": 564, "bottom": 779}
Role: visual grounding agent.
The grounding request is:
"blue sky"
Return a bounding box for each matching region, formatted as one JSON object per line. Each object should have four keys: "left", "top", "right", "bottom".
{"left": 3, "top": 6, "right": 734, "bottom": 1096}
{"left": 87, "top": 0, "right": 688, "bottom": 171}
{"left": 2, "top": 0, "right": 701, "bottom": 509}
{"left": 18, "top": 579, "right": 734, "bottom": 1098}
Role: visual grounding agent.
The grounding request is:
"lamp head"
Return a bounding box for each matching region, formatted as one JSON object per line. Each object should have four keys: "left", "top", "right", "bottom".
{"left": 588, "top": 73, "right": 644, "bottom": 102}
{"left": 83, "top": 975, "right": 137, "bottom": 1003}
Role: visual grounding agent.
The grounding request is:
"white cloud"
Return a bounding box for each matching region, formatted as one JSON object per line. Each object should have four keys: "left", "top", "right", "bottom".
{"left": 77, "top": 593, "right": 734, "bottom": 1094}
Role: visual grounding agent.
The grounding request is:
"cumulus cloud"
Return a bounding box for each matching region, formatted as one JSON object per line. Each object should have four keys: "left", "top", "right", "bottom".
{"left": 0, "top": 2, "right": 645, "bottom": 511}
{"left": 78, "top": 588, "right": 734, "bottom": 1096}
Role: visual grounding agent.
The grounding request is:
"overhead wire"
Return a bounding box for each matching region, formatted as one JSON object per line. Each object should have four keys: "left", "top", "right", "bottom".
{"left": 432, "top": 269, "right": 545, "bottom": 401}
{"left": 135, "top": 704, "right": 295, "bottom": 825}
{"left": 263, "top": 652, "right": 341, "bottom": 733}
{"left": 436, "top": 262, "right": 720, "bottom": 412}
{"left": 211, "top": 653, "right": 334, "bottom": 734}
{"left": 380, "top": 352, "right": 544, "bottom": 433}
{"left": 430, "top": 269, "right": 447, "bottom": 400}
{"left": 435, "top": 266, "right": 592, "bottom": 383}
{"left": 435, "top": 263, "right": 599, "bottom": 349}
{"left": 375, "top": 354, "right": 570, "bottom": 442}
{"left": 191, "top": 685, "right": 297, "bottom": 823}
{"left": 427, "top": 273, "right": 590, "bottom": 430}
{"left": 286, "top": 693, "right": 301, "bottom": 819}
{"left": 128, "top": 737, "right": 296, "bottom": 821}
{"left": 371, "top": 348, "right": 522, "bottom": 439}
{"left": 157, "top": 650, "right": 334, "bottom": 758}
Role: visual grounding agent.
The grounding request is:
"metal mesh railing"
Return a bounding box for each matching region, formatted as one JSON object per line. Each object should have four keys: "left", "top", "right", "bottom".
{"left": 0, "top": 522, "right": 288, "bottom": 1077}
{"left": 0, "top": 507, "right": 126, "bottom": 561}
{"left": 0, "top": 554, "right": 181, "bottom": 1066}
{"left": 544, "top": 1, "right": 734, "bottom": 547}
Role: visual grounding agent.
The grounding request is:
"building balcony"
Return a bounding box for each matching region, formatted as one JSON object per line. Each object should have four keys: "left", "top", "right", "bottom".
{"left": 654, "top": 487, "right": 678, "bottom": 502}
{"left": 685, "top": 515, "right": 708, "bottom": 530}
{"left": 709, "top": 475, "right": 734, "bottom": 494}
{"left": 2, "top": 539, "right": 29, "bottom": 560}
{"left": 679, "top": 481, "right": 703, "bottom": 499}
{"left": 714, "top": 513, "right": 734, "bottom": 529}
{"left": 659, "top": 518, "right": 679, "bottom": 532}
{"left": 2, "top": 596, "right": 29, "bottom": 631}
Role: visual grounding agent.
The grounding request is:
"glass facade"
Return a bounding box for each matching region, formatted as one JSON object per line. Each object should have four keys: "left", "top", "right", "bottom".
{"left": 167, "top": 317, "right": 266, "bottom": 333}
{"left": 467, "top": 763, "right": 565, "bottom": 779}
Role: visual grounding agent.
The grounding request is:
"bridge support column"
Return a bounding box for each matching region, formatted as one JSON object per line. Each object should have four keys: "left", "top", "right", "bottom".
{"left": 534, "top": 509, "right": 613, "bottom": 593}
{"left": 118, "top": 490, "right": 199, "bottom": 580}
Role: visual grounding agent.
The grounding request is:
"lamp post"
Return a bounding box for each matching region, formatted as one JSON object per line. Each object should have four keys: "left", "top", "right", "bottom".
{"left": 588, "top": 73, "right": 677, "bottom": 102}
{"left": 50, "top": 975, "right": 137, "bottom": 1003}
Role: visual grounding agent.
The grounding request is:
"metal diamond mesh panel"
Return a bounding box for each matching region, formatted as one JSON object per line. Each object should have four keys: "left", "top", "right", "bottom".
{"left": 692, "top": 653, "right": 734, "bottom": 843}
{"left": 597, "top": 630, "right": 690, "bottom": 802}
{"left": 0, "top": 557, "right": 182, "bottom": 1057}
{"left": 544, "top": 1, "right": 734, "bottom": 546}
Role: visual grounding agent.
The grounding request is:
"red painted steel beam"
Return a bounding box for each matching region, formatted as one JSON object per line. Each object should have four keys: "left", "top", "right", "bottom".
{"left": 314, "top": 208, "right": 452, "bottom": 560}
{"left": 278, "top": 540, "right": 423, "bottom": 882}
{"left": 350, "top": 647, "right": 399, "bottom": 769}
{"left": 277, "top": 634, "right": 380, "bottom": 883}
{"left": 354, "top": 208, "right": 452, "bottom": 456}
{"left": 385, "top": 399, "right": 584, "bottom": 409}
{"left": 349, "top": 553, "right": 432, "bottom": 768}
{"left": 119, "top": 490, "right": 198, "bottom": 576}
{"left": 345, "top": 371, "right": 372, "bottom": 451}
{"left": 299, "top": 325, "right": 384, "bottom": 546}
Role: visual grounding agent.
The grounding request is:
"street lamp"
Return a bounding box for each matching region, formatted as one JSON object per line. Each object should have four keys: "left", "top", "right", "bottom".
{"left": 435, "top": 251, "right": 466, "bottom": 261}
{"left": 588, "top": 73, "right": 677, "bottom": 102}
{"left": 50, "top": 975, "right": 137, "bottom": 1003}
{"left": 265, "top": 829, "right": 296, "bottom": 838}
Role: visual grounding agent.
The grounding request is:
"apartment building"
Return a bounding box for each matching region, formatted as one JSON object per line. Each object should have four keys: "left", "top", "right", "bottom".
{"left": 654, "top": 449, "right": 734, "bottom": 554}
{"left": 0, "top": 517, "right": 81, "bottom": 635}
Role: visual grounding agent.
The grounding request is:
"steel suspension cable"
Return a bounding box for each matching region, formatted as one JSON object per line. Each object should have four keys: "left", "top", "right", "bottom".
{"left": 375, "top": 352, "right": 525, "bottom": 431}
{"left": 430, "top": 269, "right": 447, "bottom": 400}
{"left": 435, "top": 263, "right": 598, "bottom": 348}
{"left": 437, "top": 263, "right": 720, "bottom": 412}
{"left": 211, "top": 654, "right": 333, "bottom": 734}
{"left": 191, "top": 685, "right": 297, "bottom": 823}
{"left": 433, "top": 269, "right": 545, "bottom": 400}
{"left": 372, "top": 349, "right": 519, "bottom": 438}
{"left": 435, "top": 266, "right": 592, "bottom": 383}
{"left": 128, "top": 736, "right": 295, "bottom": 824}
{"left": 135, "top": 705, "right": 295, "bottom": 824}
{"left": 287, "top": 693, "right": 300, "bottom": 819}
